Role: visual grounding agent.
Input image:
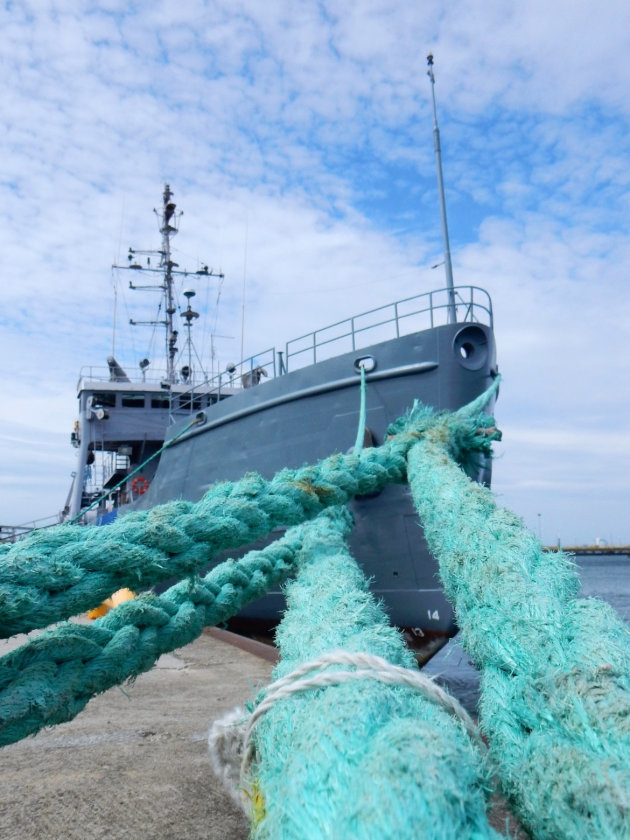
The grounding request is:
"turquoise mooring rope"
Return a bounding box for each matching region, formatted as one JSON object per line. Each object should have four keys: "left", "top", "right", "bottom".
{"left": 0, "top": 442, "right": 404, "bottom": 639}
{"left": 352, "top": 364, "right": 367, "bottom": 455}
{"left": 0, "top": 523, "right": 308, "bottom": 748}
{"left": 0, "top": 384, "right": 499, "bottom": 749}
{"left": 248, "top": 507, "right": 501, "bottom": 839}
{"left": 4, "top": 377, "right": 629, "bottom": 840}
{"left": 407, "top": 428, "right": 630, "bottom": 840}
{"left": 0, "top": 388, "right": 497, "bottom": 639}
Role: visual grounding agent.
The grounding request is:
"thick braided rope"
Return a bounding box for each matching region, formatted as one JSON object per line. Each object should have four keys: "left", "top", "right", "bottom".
{"left": 0, "top": 446, "right": 403, "bottom": 638}
{"left": 0, "top": 523, "right": 308, "bottom": 748}
{"left": 0, "top": 383, "right": 500, "bottom": 752}
{"left": 407, "top": 431, "right": 630, "bottom": 840}
{"left": 0, "top": 384, "right": 498, "bottom": 639}
{"left": 247, "top": 507, "right": 500, "bottom": 840}
{"left": 242, "top": 648, "right": 483, "bottom": 777}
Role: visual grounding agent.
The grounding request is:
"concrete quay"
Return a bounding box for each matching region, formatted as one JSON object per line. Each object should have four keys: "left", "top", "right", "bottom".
{"left": 0, "top": 628, "right": 526, "bottom": 839}
{"left": 0, "top": 629, "right": 274, "bottom": 840}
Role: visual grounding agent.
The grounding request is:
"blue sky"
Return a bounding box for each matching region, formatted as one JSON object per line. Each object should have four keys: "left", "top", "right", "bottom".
{"left": 1, "top": 0, "right": 629, "bottom": 545}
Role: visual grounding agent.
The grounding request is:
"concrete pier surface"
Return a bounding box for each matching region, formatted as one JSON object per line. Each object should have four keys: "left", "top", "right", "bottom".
{"left": 0, "top": 629, "right": 273, "bottom": 840}
{"left": 0, "top": 627, "right": 526, "bottom": 840}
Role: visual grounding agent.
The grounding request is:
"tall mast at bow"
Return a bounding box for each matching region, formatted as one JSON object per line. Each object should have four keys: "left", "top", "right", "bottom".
{"left": 427, "top": 54, "right": 457, "bottom": 323}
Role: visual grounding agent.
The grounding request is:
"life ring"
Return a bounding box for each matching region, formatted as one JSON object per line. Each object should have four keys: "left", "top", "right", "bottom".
{"left": 131, "top": 476, "right": 150, "bottom": 495}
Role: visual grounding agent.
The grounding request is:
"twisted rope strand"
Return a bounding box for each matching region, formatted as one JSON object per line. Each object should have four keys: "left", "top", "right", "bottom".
{"left": 0, "top": 383, "right": 501, "bottom": 751}
{"left": 0, "top": 383, "right": 498, "bottom": 639}
{"left": 0, "top": 450, "right": 398, "bottom": 638}
{"left": 0, "top": 523, "right": 307, "bottom": 748}
{"left": 407, "top": 431, "right": 630, "bottom": 840}
{"left": 247, "top": 505, "right": 500, "bottom": 839}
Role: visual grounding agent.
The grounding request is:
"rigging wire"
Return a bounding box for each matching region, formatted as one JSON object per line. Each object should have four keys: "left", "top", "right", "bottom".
{"left": 145, "top": 300, "right": 162, "bottom": 364}
{"left": 118, "top": 274, "right": 139, "bottom": 365}
{"left": 111, "top": 197, "right": 127, "bottom": 358}
{"left": 209, "top": 274, "right": 225, "bottom": 379}
{"left": 240, "top": 214, "right": 248, "bottom": 363}
{"left": 111, "top": 268, "right": 118, "bottom": 359}
{"left": 199, "top": 263, "right": 213, "bottom": 368}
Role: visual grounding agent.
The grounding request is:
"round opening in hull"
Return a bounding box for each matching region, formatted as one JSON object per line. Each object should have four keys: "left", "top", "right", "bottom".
{"left": 453, "top": 325, "right": 489, "bottom": 371}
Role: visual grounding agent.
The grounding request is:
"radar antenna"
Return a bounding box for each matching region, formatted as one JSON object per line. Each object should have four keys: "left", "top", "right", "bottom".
{"left": 427, "top": 54, "right": 457, "bottom": 323}
{"left": 113, "top": 184, "right": 224, "bottom": 383}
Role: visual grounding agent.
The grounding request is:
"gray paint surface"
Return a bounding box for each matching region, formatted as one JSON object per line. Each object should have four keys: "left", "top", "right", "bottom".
{"left": 140, "top": 321, "right": 497, "bottom": 637}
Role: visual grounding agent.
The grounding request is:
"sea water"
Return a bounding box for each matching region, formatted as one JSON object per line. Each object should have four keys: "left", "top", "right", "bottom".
{"left": 423, "top": 554, "right": 630, "bottom": 713}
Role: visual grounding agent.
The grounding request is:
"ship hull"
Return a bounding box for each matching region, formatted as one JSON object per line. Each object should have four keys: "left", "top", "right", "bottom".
{"left": 138, "top": 320, "right": 497, "bottom": 649}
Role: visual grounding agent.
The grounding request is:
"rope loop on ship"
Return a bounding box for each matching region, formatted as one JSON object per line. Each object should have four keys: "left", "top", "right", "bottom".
{"left": 1, "top": 376, "right": 629, "bottom": 840}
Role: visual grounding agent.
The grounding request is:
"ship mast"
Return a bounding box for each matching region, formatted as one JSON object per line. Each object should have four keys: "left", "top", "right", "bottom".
{"left": 427, "top": 54, "right": 457, "bottom": 323}
{"left": 114, "top": 184, "right": 223, "bottom": 384}
{"left": 161, "top": 183, "right": 178, "bottom": 383}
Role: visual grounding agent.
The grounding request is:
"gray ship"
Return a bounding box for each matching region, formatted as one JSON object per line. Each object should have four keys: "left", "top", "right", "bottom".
{"left": 65, "top": 60, "right": 498, "bottom": 659}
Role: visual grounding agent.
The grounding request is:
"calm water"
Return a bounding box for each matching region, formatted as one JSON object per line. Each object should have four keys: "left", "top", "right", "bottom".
{"left": 423, "top": 554, "right": 630, "bottom": 713}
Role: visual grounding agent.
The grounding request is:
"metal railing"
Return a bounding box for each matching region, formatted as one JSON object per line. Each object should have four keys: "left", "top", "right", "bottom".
{"left": 77, "top": 365, "right": 171, "bottom": 390}
{"left": 77, "top": 286, "right": 492, "bottom": 419}
{"left": 170, "top": 347, "right": 277, "bottom": 413}
{"left": 285, "top": 286, "right": 492, "bottom": 368}
{"left": 0, "top": 513, "right": 62, "bottom": 543}
{"left": 77, "top": 350, "right": 278, "bottom": 398}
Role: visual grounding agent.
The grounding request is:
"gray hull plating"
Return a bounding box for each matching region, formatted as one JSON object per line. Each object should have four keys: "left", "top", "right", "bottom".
{"left": 139, "top": 320, "right": 496, "bottom": 641}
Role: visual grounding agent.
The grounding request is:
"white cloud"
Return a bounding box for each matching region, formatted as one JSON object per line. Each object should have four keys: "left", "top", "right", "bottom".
{"left": 0, "top": 1, "right": 628, "bottom": 544}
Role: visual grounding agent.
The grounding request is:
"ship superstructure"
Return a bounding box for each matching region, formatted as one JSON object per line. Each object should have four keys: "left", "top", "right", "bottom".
{"left": 65, "top": 184, "right": 230, "bottom": 521}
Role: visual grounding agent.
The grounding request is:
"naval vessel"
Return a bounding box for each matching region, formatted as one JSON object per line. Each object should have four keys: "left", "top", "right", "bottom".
{"left": 63, "top": 59, "right": 498, "bottom": 657}
{"left": 64, "top": 182, "right": 496, "bottom": 657}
